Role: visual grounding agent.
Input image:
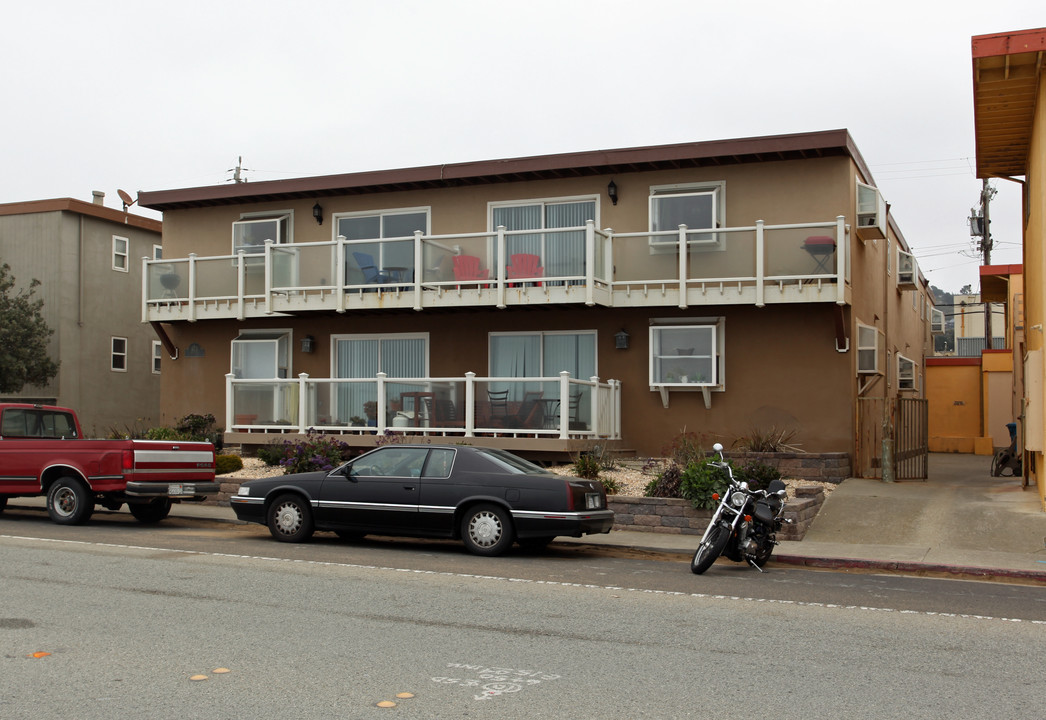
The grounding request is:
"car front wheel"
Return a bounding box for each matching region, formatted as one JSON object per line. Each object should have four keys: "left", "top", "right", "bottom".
{"left": 460, "top": 504, "right": 513, "bottom": 556}
{"left": 267, "top": 494, "right": 315, "bottom": 543}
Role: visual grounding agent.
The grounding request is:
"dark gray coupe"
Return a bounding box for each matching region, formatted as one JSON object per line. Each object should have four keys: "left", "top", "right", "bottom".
{"left": 229, "top": 444, "right": 614, "bottom": 556}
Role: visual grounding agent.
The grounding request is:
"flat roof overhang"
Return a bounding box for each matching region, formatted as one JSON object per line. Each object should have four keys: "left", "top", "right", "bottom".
{"left": 979, "top": 263, "right": 1023, "bottom": 303}
{"left": 139, "top": 129, "right": 871, "bottom": 212}
{"left": 972, "top": 28, "right": 1046, "bottom": 179}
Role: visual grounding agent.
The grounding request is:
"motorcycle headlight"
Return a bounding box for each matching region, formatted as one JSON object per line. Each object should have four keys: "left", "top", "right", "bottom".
{"left": 730, "top": 491, "right": 747, "bottom": 508}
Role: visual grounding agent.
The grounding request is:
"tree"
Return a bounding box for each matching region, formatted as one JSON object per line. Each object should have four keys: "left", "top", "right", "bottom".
{"left": 0, "top": 263, "right": 59, "bottom": 393}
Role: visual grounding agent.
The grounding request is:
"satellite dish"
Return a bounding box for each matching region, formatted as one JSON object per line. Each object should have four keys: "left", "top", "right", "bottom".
{"left": 117, "top": 189, "right": 135, "bottom": 211}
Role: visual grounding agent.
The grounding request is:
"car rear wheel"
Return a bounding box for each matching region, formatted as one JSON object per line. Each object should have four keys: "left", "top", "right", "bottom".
{"left": 461, "top": 504, "right": 513, "bottom": 556}
{"left": 46, "top": 477, "right": 94, "bottom": 525}
{"left": 129, "top": 498, "right": 172, "bottom": 524}
{"left": 267, "top": 494, "right": 314, "bottom": 543}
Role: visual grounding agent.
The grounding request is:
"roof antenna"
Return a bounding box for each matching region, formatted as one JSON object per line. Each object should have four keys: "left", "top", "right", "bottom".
{"left": 226, "top": 156, "right": 250, "bottom": 183}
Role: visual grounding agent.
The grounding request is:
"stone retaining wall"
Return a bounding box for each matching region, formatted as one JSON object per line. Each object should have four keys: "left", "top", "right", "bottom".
{"left": 608, "top": 485, "right": 825, "bottom": 541}
{"left": 724, "top": 451, "right": 851, "bottom": 483}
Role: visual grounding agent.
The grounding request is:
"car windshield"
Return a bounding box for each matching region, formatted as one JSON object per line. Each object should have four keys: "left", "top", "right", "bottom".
{"left": 474, "top": 448, "right": 547, "bottom": 475}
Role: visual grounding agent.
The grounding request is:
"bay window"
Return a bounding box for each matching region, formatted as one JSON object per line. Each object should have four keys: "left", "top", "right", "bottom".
{"left": 649, "top": 182, "right": 725, "bottom": 252}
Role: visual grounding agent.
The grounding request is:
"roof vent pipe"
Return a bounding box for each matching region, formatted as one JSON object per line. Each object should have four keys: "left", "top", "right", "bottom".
{"left": 92, "top": 190, "right": 105, "bottom": 206}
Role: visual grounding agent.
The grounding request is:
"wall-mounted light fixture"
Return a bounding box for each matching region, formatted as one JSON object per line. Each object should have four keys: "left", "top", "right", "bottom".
{"left": 300, "top": 335, "right": 315, "bottom": 353}
{"left": 607, "top": 180, "right": 618, "bottom": 206}
{"left": 312, "top": 202, "right": 324, "bottom": 225}
{"left": 614, "top": 328, "right": 630, "bottom": 349}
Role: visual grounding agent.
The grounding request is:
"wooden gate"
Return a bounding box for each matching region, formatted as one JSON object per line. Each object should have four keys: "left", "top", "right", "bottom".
{"left": 856, "top": 397, "right": 929, "bottom": 480}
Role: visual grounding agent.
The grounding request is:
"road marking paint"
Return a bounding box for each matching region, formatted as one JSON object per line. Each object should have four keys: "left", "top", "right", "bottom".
{"left": 4, "top": 533, "right": 1044, "bottom": 626}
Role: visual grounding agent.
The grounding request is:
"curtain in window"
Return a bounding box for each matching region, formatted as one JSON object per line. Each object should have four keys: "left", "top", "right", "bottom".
{"left": 492, "top": 205, "right": 542, "bottom": 267}
{"left": 546, "top": 201, "right": 593, "bottom": 284}
{"left": 490, "top": 334, "right": 540, "bottom": 398}
{"left": 335, "top": 337, "right": 426, "bottom": 423}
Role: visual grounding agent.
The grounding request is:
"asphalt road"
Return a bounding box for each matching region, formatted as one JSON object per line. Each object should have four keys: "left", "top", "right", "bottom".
{"left": 2, "top": 509, "right": 1045, "bottom": 719}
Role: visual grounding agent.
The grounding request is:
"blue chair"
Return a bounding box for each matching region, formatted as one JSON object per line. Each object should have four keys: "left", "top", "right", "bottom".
{"left": 352, "top": 252, "right": 389, "bottom": 284}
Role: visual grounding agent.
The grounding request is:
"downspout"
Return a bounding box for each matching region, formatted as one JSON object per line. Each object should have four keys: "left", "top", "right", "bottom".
{"left": 881, "top": 203, "right": 894, "bottom": 482}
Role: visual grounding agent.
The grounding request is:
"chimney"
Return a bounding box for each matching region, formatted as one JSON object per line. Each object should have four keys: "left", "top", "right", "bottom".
{"left": 92, "top": 190, "right": 105, "bottom": 206}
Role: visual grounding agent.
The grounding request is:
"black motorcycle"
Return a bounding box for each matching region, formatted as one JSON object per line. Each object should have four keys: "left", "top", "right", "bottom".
{"left": 690, "top": 443, "right": 789, "bottom": 574}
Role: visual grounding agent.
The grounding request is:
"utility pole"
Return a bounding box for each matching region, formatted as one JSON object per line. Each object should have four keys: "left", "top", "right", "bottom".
{"left": 979, "top": 179, "right": 996, "bottom": 349}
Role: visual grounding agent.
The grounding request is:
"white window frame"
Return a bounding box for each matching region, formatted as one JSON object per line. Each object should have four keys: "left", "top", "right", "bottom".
{"left": 333, "top": 206, "right": 431, "bottom": 277}
{"left": 931, "top": 308, "right": 946, "bottom": 334}
{"left": 111, "top": 337, "right": 128, "bottom": 372}
{"left": 330, "top": 332, "right": 431, "bottom": 379}
{"left": 112, "top": 236, "right": 129, "bottom": 272}
{"left": 231, "top": 329, "right": 292, "bottom": 379}
{"left": 152, "top": 244, "right": 163, "bottom": 260}
{"left": 232, "top": 211, "right": 293, "bottom": 263}
{"left": 856, "top": 180, "right": 887, "bottom": 241}
{"left": 487, "top": 195, "right": 599, "bottom": 275}
{"left": 857, "top": 322, "right": 879, "bottom": 375}
{"left": 152, "top": 341, "right": 162, "bottom": 374}
{"left": 648, "top": 181, "right": 726, "bottom": 254}
{"left": 897, "top": 354, "right": 916, "bottom": 391}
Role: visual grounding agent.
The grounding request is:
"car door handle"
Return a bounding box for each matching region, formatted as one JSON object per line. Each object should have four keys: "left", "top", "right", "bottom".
{"left": 403, "top": 485, "right": 415, "bottom": 491}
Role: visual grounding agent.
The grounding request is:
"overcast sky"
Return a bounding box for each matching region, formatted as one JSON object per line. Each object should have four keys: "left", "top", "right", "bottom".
{"left": 3, "top": 1, "right": 1042, "bottom": 293}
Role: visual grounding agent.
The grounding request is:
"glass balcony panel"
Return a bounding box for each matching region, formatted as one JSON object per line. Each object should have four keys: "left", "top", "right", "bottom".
{"left": 147, "top": 261, "right": 189, "bottom": 300}
{"left": 194, "top": 256, "right": 246, "bottom": 299}
{"left": 231, "top": 381, "right": 299, "bottom": 427}
{"left": 766, "top": 226, "right": 837, "bottom": 278}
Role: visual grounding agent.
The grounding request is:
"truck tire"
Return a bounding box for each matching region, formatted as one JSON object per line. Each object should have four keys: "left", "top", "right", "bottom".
{"left": 46, "top": 477, "right": 95, "bottom": 525}
{"left": 0, "top": 496, "right": 7, "bottom": 514}
{"left": 129, "top": 498, "right": 172, "bottom": 524}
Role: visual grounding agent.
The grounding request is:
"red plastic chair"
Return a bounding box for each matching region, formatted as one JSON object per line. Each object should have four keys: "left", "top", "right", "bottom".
{"left": 452, "top": 255, "right": 489, "bottom": 287}
{"left": 506, "top": 253, "right": 543, "bottom": 286}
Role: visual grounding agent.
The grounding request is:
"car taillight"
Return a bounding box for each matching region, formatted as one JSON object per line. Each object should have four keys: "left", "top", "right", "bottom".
{"left": 122, "top": 449, "right": 134, "bottom": 472}
{"left": 564, "top": 480, "right": 575, "bottom": 510}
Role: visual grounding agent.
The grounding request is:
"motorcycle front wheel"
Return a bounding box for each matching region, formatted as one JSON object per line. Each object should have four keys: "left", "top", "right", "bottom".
{"left": 691, "top": 522, "right": 731, "bottom": 575}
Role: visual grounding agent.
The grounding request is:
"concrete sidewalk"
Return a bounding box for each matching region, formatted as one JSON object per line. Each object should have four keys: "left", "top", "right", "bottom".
{"left": 7, "top": 454, "right": 1046, "bottom": 584}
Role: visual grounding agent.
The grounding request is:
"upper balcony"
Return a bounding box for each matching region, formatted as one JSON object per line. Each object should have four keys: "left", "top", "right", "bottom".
{"left": 143, "top": 217, "right": 850, "bottom": 323}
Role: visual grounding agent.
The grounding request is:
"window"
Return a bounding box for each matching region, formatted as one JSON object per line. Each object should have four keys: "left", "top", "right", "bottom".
{"left": 1, "top": 407, "right": 77, "bottom": 438}
{"left": 232, "top": 212, "right": 292, "bottom": 260}
{"left": 489, "top": 331, "right": 596, "bottom": 388}
{"left": 931, "top": 308, "right": 946, "bottom": 334}
{"left": 153, "top": 244, "right": 163, "bottom": 260}
{"left": 111, "top": 337, "right": 128, "bottom": 372}
{"left": 333, "top": 333, "right": 429, "bottom": 425}
{"left": 897, "top": 355, "right": 916, "bottom": 391}
{"left": 857, "top": 323, "right": 879, "bottom": 374}
{"left": 336, "top": 208, "right": 429, "bottom": 283}
{"left": 856, "top": 181, "right": 886, "bottom": 241}
{"left": 152, "top": 341, "right": 162, "bottom": 374}
{"left": 489, "top": 198, "right": 596, "bottom": 281}
{"left": 649, "top": 321, "right": 721, "bottom": 387}
{"left": 112, "top": 236, "right": 129, "bottom": 272}
{"left": 231, "top": 332, "right": 290, "bottom": 379}
{"left": 649, "top": 182, "right": 725, "bottom": 252}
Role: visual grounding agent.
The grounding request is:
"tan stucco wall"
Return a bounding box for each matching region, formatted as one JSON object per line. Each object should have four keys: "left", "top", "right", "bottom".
{"left": 1024, "top": 72, "right": 1045, "bottom": 509}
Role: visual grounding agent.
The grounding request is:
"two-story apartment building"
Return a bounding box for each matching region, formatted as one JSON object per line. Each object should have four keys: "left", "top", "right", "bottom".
{"left": 0, "top": 194, "right": 163, "bottom": 434}
{"left": 138, "top": 129, "right": 935, "bottom": 463}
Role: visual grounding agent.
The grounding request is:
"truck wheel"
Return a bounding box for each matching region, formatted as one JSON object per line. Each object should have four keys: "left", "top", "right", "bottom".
{"left": 47, "top": 477, "right": 94, "bottom": 525}
{"left": 129, "top": 498, "right": 172, "bottom": 524}
{"left": 0, "top": 496, "right": 7, "bottom": 514}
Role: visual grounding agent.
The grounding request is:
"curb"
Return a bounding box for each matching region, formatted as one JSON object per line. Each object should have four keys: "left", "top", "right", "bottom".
{"left": 772, "top": 553, "right": 1046, "bottom": 585}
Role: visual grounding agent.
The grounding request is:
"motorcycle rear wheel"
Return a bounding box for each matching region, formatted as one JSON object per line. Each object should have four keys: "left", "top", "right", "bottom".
{"left": 691, "top": 523, "right": 731, "bottom": 575}
{"left": 750, "top": 540, "right": 774, "bottom": 569}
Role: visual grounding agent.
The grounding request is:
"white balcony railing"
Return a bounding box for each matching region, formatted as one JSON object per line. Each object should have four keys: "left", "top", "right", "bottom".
{"left": 225, "top": 371, "right": 622, "bottom": 441}
{"left": 145, "top": 217, "right": 848, "bottom": 321}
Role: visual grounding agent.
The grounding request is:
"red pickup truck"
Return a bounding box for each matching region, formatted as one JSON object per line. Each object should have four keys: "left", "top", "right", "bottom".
{"left": 0, "top": 403, "right": 218, "bottom": 525}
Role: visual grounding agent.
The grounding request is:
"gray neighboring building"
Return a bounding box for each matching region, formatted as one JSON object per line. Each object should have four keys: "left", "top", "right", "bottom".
{"left": 0, "top": 194, "right": 163, "bottom": 436}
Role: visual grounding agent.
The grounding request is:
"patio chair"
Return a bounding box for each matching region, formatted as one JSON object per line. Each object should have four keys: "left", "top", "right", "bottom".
{"left": 487, "top": 389, "right": 511, "bottom": 426}
{"left": 506, "top": 253, "right": 543, "bottom": 286}
{"left": 452, "top": 255, "right": 489, "bottom": 287}
{"left": 352, "top": 251, "right": 389, "bottom": 284}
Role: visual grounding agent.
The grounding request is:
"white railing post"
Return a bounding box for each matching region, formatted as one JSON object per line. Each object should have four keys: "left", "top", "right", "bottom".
{"left": 264, "top": 239, "right": 274, "bottom": 315}
{"left": 836, "top": 215, "right": 847, "bottom": 305}
{"left": 298, "top": 373, "right": 309, "bottom": 433}
{"left": 336, "top": 235, "right": 346, "bottom": 313}
{"left": 464, "top": 371, "right": 476, "bottom": 437}
{"left": 612, "top": 379, "right": 621, "bottom": 439}
{"left": 225, "top": 373, "right": 235, "bottom": 432}
{"left": 559, "top": 371, "right": 571, "bottom": 440}
{"left": 677, "top": 224, "right": 688, "bottom": 309}
{"left": 376, "top": 372, "right": 387, "bottom": 432}
{"left": 755, "top": 219, "right": 765, "bottom": 308}
{"left": 188, "top": 253, "right": 198, "bottom": 321}
{"left": 604, "top": 228, "right": 614, "bottom": 289}
{"left": 496, "top": 225, "right": 507, "bottom": 309}
{"left": 585, "top": 220, "right": 595, "bottom": 306}
{"left": 413, "top": 230, "right": 424, "bottom": 311}
{"left": 589, "top": 376, "right": 600, "bottom": 436}
{"left": 140, "top": 257, "right": 149, "bottom": 322}
{"left": 236, "top": 251, "right": 246, "bottom": 321}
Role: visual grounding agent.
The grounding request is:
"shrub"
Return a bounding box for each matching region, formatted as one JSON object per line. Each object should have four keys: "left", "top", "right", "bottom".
{"left": 735, "top": 426, "right": 799, "bottom": 453}
{"left": 736, "top": 460, "right": 781, "bottom": 491}
{"left": 572, "top": 451, "right": 602, "bottom": 480}
{"left": 215, "top": 454, "right": 244, "bottom": 475}
{"left": 644, "top": 463, "right": 682, "bottom": 498}
{"left": 256, "top": 442, "right": 288, "bottom": 466}
{"left": 661, "top": 430, "right": 710, "bottom": 468}
{"left": 144, "top": 426, "right": 182, "bottom": 441}
{"left": 600, "top": 474, "right": 620, "bottom": 495}
{"left": 679, "top": 460, "right": 732, "bottom": 510}
{"left": 279, "top": 430, "right": 352, "bottom": 474}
